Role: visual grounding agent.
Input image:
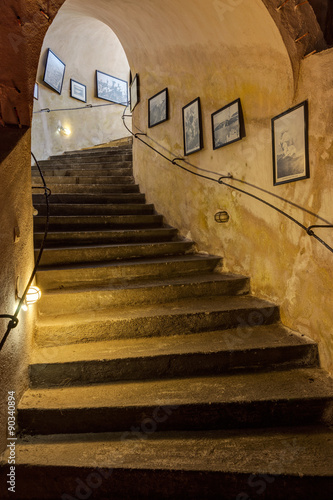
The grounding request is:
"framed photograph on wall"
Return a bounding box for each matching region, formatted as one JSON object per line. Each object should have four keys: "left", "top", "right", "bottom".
{"left": 96, "top": 70, "right": 128, "bottom": 105}
{"left": 70, "top": 79, "right": 87, "bottom": 103}
{"left": 33, "top": 83, "right": 39, "bottom": 100}
{"left": 148, "top": 88, "right": 168, "bottom": 128}
{"left": 43, "top": 48, "right": 66, "bottom": 94}
{"left": 211, "top": 98, "right": 244, "bottom": 150}
{"left": 272, "top": 101, "right": 309, "bottom": 186}
{"left": 130, "top": 73, "right": 139, "bottom": 112}
{"left": 182, "top": 97, "right": 203, "bottom": 156}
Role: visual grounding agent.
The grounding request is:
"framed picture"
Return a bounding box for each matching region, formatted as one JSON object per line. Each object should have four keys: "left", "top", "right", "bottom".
{"left": 96, "top": 70, "right": 128, "bottom": 105}
{"left": 70, "top": 79, "right": 87, "bottom": 103}
{"left": 272, "top": 101, "right": 309, "bottom": 186}
{"left": 130, "top": 73, "right": 139, "bottom": 112}
{"left": 148, "top": 88, "right": 168, "bottom": 128}
{"left": 182, "top": 97, "right": 203, "bottom": 156}
{"left": 211, "top": 98, "right": 244, "bottom": 150}
{"left": 33, "top": 83, "right": 39, "bottom": 100}
{"left": 43, "top": 49, "right": 66, "bottom": 94}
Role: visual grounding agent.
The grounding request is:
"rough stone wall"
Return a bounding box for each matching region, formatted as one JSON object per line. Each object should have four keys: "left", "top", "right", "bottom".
{"left": 0, "top": 0, "right": 332, "bottom": 456}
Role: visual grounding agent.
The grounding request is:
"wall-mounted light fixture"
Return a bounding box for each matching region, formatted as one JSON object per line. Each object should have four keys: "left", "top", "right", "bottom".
{"left": 57, "top": 123, "right": 71, "bottom": 136}
{"left": 214, "top": 210, "right": 230, "bottom": 223}
{"left": 25, "top": 286, "right": 42, "bottom": 307}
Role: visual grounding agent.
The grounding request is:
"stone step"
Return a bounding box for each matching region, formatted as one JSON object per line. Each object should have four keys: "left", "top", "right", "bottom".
{"left": 32, "top": 166, "right": 133, "bottom": 177}
{"left": 36, "top": 253, "right": 220, "bottom": 288}
{"left": 33, "top": 214, "right": 164, "bottom": 231}
{"left": 33, "top": 192, "right": 144, "bottom": 203}
{"left": 29, "top": 325, "right": 319, "bottom": 388}
{"left": 34, "top": 227, "right": 179, "bottom": 249}
{"left": 61, "top": 146, "right": 132, "bottom": 157}
{"left": 37, "top": 273, "right": 250, "bottom": 315}
{"left": 41, "top": 155, "right": 132, "bottom": 165}
{"left": 17, "top": 368, "right": 333, "bottom": 435}
{"left": 33, "top": 184, "right": 141, "bottom": 195}
{"left": 35, "top": 240, "right": 194, "bottom": 266}
{"left": 32, "top": 175, "right": 135, "bottom": 185}
{"left": 34, "top": 295, "right": 280, "bottom": 346}
{"left": 33, "top": 203, "right": 154, "bottom": 216}
{"left": 1, "top": 427, "right": 332, "bottom": 499}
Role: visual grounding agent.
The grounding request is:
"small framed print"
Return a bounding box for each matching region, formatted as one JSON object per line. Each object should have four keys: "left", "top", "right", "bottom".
{"left": 33, "top": 83, "right": 39, "bottom": 100}
{"left": 272, "top": 101, "right": 309, "bottom": 186}
{"left": 96, "top": 70, "right": 128, "bottom": 105}
{"left": 212, "top": 98, "right": 245, "bottom": 150}
{"left": 130, "top": 73, "right": 139, "bottom": 112}
{"left": 182, "top": 97, "right": 203, "bottom": 156}
{"left": 148, "top": 88, "right": 168, "bottom": 128}
{"left": 70, "top": 79, "right": 87, "bottom": 103}
{"left": 43, "top": 48, "right": 66, "bottom": 95}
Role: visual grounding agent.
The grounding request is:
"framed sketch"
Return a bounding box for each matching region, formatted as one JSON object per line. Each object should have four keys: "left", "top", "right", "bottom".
{"left": 130, "top": 73, "right": 139, "bottom": 112}
{"left": 43, "top": 49, "right": 66, "bottom": 94}
{"left": 96, "top": 70, "right": 128, "bottom": 105}
{"left": 70, "top": 79, "right": 87, "bottom": 103}
{"left": 33, "top": 83, "right": 39, "bottom": 100}
{"left": 211, "top": 98, "right": 244, "bottom": 150}
{"left": 272, "top": 101, "right": 309, "bottom": 186}
{"left": 148, "top": 88, "right": 168, "bottom": 128}
{"left": 182, "top": 97, "right": 203, "bottom": 156}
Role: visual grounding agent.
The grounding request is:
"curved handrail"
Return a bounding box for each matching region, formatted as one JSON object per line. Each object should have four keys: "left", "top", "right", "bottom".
{"left": 0, "top": 153, "right": 51, "bottom": 352}
{"left": 122, "top": 106, "right": 333, "bottom": 254}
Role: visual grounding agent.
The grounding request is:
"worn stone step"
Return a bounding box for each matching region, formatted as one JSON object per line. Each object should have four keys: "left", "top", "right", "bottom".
{"left": 33, "top": 192, "right": 144, "bottom": 204}
{"left": 38, "top": 273, "right": 250, "bottom": 315}
{"left": 32, "top": 166, "right": 133, "bottom": 177}
{"left": 36, "top": 253, "right": 220, "bottom": 288}
{"left": 35, "top": 240, "right": 194, "bottom": 266}
{"left": 34, "top": 214, "right": 164, "bottom": 231}
{"left": 62, "top": 147, "right": 132, "bottom": 156}
{"left": 34, "top": 295, "right": 280, "bottom": 346}
{"left": 32, "top": 175, "right": 135, "bottom": 185}
{"left": 33, "top": 184, "right": 141, "bottom": 195}
{"left": 34, "top": 227, "right": 179, "bottom": 249}
{"left": 29, "top": 325, "right": 319, "bottom": 388}
{"left": 17, "top": 368, "right": 333, "bottom": 435}
{"left": 33, "top": 203, "right": 154, "bottom": 216}
{"left": 2, "top": 427, "right": 333, "bottom": 499}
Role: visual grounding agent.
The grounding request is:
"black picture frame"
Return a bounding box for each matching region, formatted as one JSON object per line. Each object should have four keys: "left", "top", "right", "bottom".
{"left": 96, "top": 70, "right": 128, "bottom": 106}
{"left": 70, "top": 79, "right": 87, "bottom": 103}
{"left": 43, "top": 48, "right": 66, "bottom": 95}
{"left": 33, "top": 83, "right": 39, "bottom": 100}
{"left": 182, "top": 97, "right": 203, "bottom": 156}
{"left": 148, "top": 88, "right": 168, "bottom": 128}
{"left": 130, "top": 73, "right": 139, "bottom": 112}
{"left": 211, "top": 98, "right": 245, "bottom": 150}
{"left": 272, "top": 100, "right": 309, "bottom": 186}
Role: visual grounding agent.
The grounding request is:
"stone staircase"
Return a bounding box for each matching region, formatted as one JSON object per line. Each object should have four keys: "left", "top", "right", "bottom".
{"left": 1, "top": 137, "right": 333, "bottom": 499}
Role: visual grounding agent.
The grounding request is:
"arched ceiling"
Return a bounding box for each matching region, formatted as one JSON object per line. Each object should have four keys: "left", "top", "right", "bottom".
{"left": 0, "top": 0, "right": 326, "bottom": 160}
